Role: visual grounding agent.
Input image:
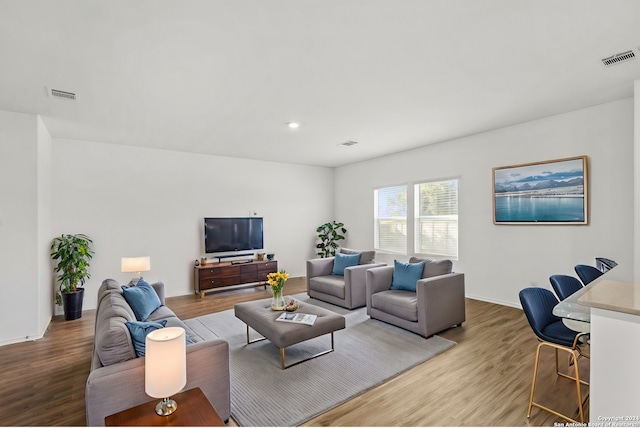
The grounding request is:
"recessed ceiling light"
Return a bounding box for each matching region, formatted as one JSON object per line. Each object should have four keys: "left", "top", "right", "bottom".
{"left": 287, "top": 122, "right": 300, "bottom": 129}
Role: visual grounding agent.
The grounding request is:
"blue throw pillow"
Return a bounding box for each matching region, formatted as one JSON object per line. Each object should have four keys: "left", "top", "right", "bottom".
{"left": 128, "top": 277, "right": 151, "bottom": 287}
{"left": 122, "top": 282, "right": 161, "bottom": 321}
{"left": 332, "top": 252, "right": 362, "bottom": 276}
{"left": 391, "top": 260, "right": 425, "bottom": 291}
{"left": 125, "top": 319, "right": 168, "bottom": 357}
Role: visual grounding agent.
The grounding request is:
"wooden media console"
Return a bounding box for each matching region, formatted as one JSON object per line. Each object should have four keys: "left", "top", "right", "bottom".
{"left": 194, "top": 260, "right": 278, "bottom": 298}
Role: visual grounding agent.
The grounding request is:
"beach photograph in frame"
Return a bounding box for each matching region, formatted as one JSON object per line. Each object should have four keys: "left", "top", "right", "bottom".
{"left": 492, "top": 156, "right": 588, "bottom": 225}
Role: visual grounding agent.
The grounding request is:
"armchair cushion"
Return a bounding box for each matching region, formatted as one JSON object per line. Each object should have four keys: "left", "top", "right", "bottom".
{"left": 371, "top": 290, "right": 418, "bottom": 321}
{"left": 309, "top": 275, "right": 346, "bottom": 299}
{"left": 391, "top": 260, "right": 425, "bottom": 291}
{"left": 332, "top": 252, "right": 362, "bottom": 275}
{"left": 341, "top": 247, "right": 375, "bottom": 264}
{"left": 409, "top": 257, "right": 452, "bottom": 278}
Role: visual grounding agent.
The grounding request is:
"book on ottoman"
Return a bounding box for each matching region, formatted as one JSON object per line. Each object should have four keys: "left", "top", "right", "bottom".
{"left": 276, "top": 312, "right": 317, "bottom": 326}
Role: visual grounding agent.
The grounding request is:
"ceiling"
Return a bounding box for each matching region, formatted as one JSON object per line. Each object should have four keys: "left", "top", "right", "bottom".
{"left": 1, "top": 0, "right": 640, "bottom": 168}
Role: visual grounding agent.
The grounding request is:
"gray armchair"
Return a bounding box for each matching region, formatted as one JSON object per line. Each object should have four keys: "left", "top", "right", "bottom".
{"left": 306, "top": 248, "right": 386, "bottom": 309}
{"left": 366, "top": 257, "right": 465, "bottom": 338}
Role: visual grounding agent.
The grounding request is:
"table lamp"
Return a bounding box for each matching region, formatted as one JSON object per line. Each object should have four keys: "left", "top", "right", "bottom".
{"left": 145, "top": 327, "right": 187, "bottom": 416}
{"left": 121, "top": 256, "right": 151, "bottom": 284}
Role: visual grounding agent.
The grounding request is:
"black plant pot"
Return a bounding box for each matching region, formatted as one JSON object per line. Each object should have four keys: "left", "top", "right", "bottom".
{"left": 62, "top": 288, "right": 85, "bottom": 321}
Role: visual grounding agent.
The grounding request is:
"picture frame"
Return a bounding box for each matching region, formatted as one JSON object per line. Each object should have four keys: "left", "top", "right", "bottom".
{"left": 492, "top": 155, "right": 588, "bottom": 225}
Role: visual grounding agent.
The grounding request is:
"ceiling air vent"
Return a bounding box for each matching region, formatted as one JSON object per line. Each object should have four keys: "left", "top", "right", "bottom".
{"left": 48, "top": 88, "right": 77, "bottom": 101}
{"left": 601, "top": 50, "right": 636, "bottom": 67}
{"left": 338, "top": 140, "right": 359, "bottom": 147}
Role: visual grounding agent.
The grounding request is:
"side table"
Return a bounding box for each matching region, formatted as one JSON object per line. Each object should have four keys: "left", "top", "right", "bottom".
{"left": 105, "top": 387, "right": 225, "bottom": 426}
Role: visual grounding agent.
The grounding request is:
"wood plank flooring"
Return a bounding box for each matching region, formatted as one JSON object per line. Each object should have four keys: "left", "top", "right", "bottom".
{"left": 0, "top": 277, "right": 589, "bottom": 426}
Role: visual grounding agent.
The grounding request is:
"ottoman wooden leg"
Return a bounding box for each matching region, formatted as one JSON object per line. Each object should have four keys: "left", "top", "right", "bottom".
{"left": 280, "top": 348, "right": 285, "bottom": 370}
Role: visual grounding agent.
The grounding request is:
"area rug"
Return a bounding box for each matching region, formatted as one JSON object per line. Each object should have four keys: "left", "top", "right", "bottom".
{"left": 191, "top": 293, "right": 456, "bottom": 427}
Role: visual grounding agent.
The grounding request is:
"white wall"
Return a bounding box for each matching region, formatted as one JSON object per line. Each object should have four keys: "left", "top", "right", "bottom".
{"left": 634, "top": 80, "right": 640, "bottom": 281}
{"left": 52, "top": 139, "right": 333, "bottom": 312}
{"left": 1, "top": 96, "right": 634, "bottom": 344}
{"left": 0, "top": 110, "right": 51, "bottom": 345}
{"left": 335, "top": 98, "right": 634, "bottom": 307}
{"left": 37, "top": 116, "right": 53, "bottom": 335}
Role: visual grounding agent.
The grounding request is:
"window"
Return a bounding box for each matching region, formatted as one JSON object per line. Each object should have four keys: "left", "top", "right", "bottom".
{"left": 374, "top": 185, "right": 407, "bottom": 254}
{"left": 414, "top": 179, "right": 458, "bottom": 258}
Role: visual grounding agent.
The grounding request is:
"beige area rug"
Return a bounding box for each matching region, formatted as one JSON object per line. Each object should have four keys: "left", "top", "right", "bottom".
{"left": 191, "top": 293, "right": 456, "bottom": 427}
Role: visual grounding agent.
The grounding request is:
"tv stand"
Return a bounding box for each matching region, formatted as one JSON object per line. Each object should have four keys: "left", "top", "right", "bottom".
{"left": 194, "top": 260, "right": 278, "bottom": 299}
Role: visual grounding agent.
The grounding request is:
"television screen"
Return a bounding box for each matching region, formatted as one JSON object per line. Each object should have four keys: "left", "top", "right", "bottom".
{"left": 204, "top": 217, "right": 263, "bottom": 253}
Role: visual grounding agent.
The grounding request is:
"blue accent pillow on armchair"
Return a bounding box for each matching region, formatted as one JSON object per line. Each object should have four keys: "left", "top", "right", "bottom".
{"left": 121, "top": 281, "right": 161, "bottom": 321}
{"left": 125, "top": 319, "right": 167, "bottom": 357}
{"left": 391, "top": 260, "right": 425, "bottom": 291}
{"left": 332, "top": 252, "right": 362, "bottom": 275}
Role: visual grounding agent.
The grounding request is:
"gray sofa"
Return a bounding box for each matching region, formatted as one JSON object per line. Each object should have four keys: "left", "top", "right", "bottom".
{"left": 306, "top": 248, "right": 386, "bottom": 309}
{"left": 366, "top": 257, "right": 465, "bottom": 338}
{"left": 85, "top": 279, "right": 230, "bottom": 426}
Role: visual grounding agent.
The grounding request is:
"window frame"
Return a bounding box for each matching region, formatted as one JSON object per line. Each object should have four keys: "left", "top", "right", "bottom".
{"left": 413, "top": 178, "right": 459, "bottom": 259}
{"left": 373, "top": 184, "right": 409, "bottom": 255}
{"left": 373, "top": 176, "right": 460, "bottom": 260}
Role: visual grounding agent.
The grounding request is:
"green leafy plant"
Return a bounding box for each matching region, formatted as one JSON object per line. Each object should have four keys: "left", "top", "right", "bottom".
{"left": 50, "top": 234, "right": 94, "bottom": 305}
{"left": 316, "top": 221, "right": 347, "bottom": 258}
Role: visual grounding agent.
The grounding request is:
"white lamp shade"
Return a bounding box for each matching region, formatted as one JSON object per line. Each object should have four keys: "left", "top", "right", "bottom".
{"left": 145, "top": 327, "right": 186, "bottom": 398}
{"left": 121, "top": 256, "right": 151, "bottom": 273}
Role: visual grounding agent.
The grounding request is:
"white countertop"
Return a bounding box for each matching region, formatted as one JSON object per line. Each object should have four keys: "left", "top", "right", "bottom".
{"left": 578, "top": 279, "right": 640, "bottom": 316}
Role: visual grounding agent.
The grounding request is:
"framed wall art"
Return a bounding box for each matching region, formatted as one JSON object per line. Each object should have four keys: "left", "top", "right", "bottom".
{"left": 492, "top": 156, "right": 588, "bottom": 225}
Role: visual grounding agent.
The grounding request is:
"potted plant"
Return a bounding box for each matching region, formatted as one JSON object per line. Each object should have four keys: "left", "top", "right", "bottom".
{"left": 50, "top": 233, "right": 94, "bottom": 320}
{"left": 315, "top": 221, "right": 347, "bottom": 258}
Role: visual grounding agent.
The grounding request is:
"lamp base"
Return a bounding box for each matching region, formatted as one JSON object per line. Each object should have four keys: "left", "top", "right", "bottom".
{"left": 155, "top": 397, "right": 178, "bottom": 416}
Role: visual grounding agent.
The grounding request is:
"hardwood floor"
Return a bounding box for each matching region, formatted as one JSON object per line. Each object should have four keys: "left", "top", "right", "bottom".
{"left": 0, "top": 277, "right": 589, "bottom": 426}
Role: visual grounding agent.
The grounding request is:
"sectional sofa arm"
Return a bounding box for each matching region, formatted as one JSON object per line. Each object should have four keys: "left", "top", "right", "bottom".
{"left": 151, "top": 281, "right": 166, "bottom": 305}
{"left": 85, "top": 338, "right": 230, "bottom": 426}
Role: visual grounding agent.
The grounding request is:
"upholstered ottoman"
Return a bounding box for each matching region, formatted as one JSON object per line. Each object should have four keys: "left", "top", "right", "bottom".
{"left": 234, "top": 298, "right": 346, "bottom": 369}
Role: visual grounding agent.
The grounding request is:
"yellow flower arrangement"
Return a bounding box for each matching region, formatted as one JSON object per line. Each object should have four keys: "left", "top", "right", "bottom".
{"left": 267, "top": 269, "right": 289, "bottom": 293}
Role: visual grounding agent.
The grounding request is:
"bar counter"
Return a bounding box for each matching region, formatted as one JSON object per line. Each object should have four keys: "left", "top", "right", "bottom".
{"left": 575, "top": 277, "right": 640, "bottom": 423}
{"left": 577, "top": 278, "right": 640, "bottom": 316}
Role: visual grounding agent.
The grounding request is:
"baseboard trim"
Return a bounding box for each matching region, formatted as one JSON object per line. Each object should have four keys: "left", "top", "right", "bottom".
{"left": 0, "top": 331, "right": 46, "bottom": 347}
{"left": 466, "top": 293, "right": 521, "bottom": 309}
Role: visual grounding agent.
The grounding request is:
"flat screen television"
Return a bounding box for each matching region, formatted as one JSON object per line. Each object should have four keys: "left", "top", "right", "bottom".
{"left": 204, "top": 217, "right": 264, "bottom": 253}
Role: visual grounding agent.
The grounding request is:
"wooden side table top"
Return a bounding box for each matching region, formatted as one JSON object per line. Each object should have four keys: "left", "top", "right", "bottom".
{"left": 105, "top": 387, "right": 225, "bottom": 426}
